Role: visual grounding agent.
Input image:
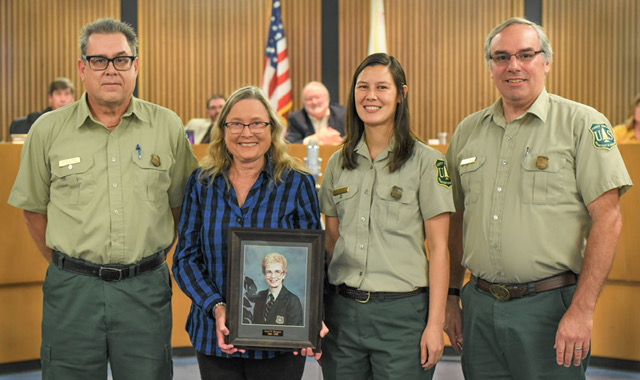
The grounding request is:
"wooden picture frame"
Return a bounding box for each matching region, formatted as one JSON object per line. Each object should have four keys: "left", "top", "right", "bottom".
{"left": 226, "top": 227, "right": 325, "bottom": 351}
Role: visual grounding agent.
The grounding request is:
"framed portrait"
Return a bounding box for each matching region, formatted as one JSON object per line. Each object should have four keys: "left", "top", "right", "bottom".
{"left": 226, "top": 227, "right": 325, "bottom": 351}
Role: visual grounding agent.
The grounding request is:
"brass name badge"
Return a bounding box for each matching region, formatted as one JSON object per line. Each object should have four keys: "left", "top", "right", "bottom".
{"left": 59, "top": 157, "right": 81, "bottom": 167}
{"left": 460, "top": 157, "right": 476, "bottom": 166}
{"left": 333, "top": 186, "right": 349, "bottom": 196}
{"left": 262, "top": 329, "right": 284, "bottom": 337}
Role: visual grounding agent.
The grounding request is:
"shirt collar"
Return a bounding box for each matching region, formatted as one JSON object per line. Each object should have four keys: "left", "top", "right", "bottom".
{"left": 74, "top": 92, "right": 148, "bottom": 129}
{"left": 484, "top": 88, "right": 549, "bottom": 126}
{"left": 354, "top": 133, "right": 395, "bottom": 161}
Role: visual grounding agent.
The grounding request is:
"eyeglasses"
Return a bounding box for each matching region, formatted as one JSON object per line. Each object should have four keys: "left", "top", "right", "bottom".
{"left": 265, "top": 270, "right": 284, "bottom": 278}
{"left": 224, "top": 121, "right": 270, "bottom": 134}
{"left": 82, "top": 55, "right": 137, "bottom": 71}
{"left": 489, "top": 50, "right": 544, "bottom": 65}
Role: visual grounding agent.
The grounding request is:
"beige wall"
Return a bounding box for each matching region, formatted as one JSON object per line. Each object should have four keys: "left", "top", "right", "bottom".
{"left": 2, "top": 0, "right": 639, "bottom": 142}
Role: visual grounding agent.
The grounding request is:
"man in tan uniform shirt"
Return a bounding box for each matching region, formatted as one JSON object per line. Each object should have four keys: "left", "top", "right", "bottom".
{"left": 8, "top": 18, "right": 197, "bottom": 379}
{"left": 445, "top": 18, "right": 632, "bottom": 380}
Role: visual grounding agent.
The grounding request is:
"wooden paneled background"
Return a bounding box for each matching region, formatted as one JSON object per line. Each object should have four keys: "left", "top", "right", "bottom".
{"left": 0, "top": 0, "right": 120, "bottom": 141}
{"left": 2, "top": 0, "right": 639, "bottom": 143}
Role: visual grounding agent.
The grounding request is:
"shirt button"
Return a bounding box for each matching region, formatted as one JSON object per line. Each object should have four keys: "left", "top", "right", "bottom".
{"left": 359, "top": 272, "right": 363, "bottom": 276}
{"left": 370, "top": 165, "right": 373, "bottom": 169}
{"left": 492, "top": 244, "right": 498, "bottom": 249}
{"left": 114, "top": 210, "right": 119, "bottom": 214}
{"left": 360, "top": 217, "right": 366, "bottom": 222}
{"left": 507, "top": 136, "right": 512, "bottom": 140}
{"left": 497, "top": 187, "right": 503, "bottom": 192}
{"left": 502, "top": 160, "right": 507, "bottom": 165}
{"left": 359, "top": 244, "right": 365, "bottom": 249}
{"left": 112, "top": 183, "right": 118, "bottom": 188}
{"left": 364, "top": 190, "right": 369, "bottom": 195}
{"left": 112, "top": 157, "right": 117, "bottom": 162}
{"left": 236, "top": 217, "right": 243, "bottom": 224}
{"left": 493, "top": 215, "right": 499, "bottom": 220}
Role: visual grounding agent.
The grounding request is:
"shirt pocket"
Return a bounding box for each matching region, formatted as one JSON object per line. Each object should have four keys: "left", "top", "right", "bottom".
{"left": 332, "top": 183, "right": 359, "bottom": 221}
{"left": 521, "top": 153, "right": 566, "bottom": 204}
{"left": 374, "top": 184, "right": 417, "bottom": 229}
{"left": 50, "top": 156, "right": 95, "bottom": 206}
{"left": 131, "top": 151, "right": 172, "bottom": 202}
{"left": 458, "top": 156, "right": 486, "bottom": 206}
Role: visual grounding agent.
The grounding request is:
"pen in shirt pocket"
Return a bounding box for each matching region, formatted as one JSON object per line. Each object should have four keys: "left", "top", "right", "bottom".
{"left": 136, "top": 144, "right": 142, "bottom": 160}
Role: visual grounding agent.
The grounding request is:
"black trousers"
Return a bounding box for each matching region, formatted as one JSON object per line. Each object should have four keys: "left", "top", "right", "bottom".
{"left": 196, "top": 351, "right": 306, "bottom": 380}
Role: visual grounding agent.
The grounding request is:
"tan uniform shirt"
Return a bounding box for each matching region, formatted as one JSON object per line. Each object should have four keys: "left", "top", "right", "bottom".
{"left": 319, "top": 137, "right": 455, "bottom": 292}
{"left": 446, "top": 89, "right": 632, "bottom": 283}
{"left": 9, "top": 93, "right": 198, "bottom": 265}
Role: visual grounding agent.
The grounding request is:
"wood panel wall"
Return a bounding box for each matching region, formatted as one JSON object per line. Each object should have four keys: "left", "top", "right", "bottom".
{"left": 2, "top": 1, "right": 639, "bottom": 142}
{"left": 0, "top": 0, "right": 120, "bottom": 142}
{"left": 544, "top": 0, "right": 640, "bottom": 127}
{"left": 137, "top": 0, "right": 322, "bottom": 124}
{"left": 339, "top": 0, "right": 523, "bottom": 142}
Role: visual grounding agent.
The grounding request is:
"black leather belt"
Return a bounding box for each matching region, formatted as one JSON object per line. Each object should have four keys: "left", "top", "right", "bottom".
{"left": 52, "top": 250, "right": 166, "bottom": 281}
{"left": 335, "top": 284, "right": 427, "bottom": 303}
{"left": 473, "top": 271, "right": 577, "bottom": 301}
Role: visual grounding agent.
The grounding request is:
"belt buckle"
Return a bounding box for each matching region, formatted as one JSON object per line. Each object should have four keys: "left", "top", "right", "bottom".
{"left": 99, "top": 267, "right": 123, "bottom": 281}
{"left": 489, "top": 284, "right": 511, "bottom": 301}
{"left": 356, "top": 291, "right": 371, "bottom": 304}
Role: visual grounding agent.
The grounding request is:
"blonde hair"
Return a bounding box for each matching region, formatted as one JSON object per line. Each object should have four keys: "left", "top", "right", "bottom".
{"left": 262, "top": 252, "right": 288, "bottom": 274}
{"left": 199, "top": 86, "right": 306, "bottom": 184}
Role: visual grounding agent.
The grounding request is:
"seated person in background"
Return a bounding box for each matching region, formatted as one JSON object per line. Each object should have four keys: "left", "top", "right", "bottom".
{"left": 613, "top": 93, "right": 640, "bottom": 143}
{"left": 10, "top": 77, "right": 75, "bottom": 134}
{"left": 252, "top": 253, "right": 303, "bottom": 326}
{"left": 185, "top": 94, "right": 226, "bottom": 144}
{"left": 286, "top": 81, "right": 346, "bottom": 145}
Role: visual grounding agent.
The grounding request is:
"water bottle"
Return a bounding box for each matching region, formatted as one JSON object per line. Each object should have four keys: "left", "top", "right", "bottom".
{"left": 305, "top": 139, "right": 322, "bottom": 182}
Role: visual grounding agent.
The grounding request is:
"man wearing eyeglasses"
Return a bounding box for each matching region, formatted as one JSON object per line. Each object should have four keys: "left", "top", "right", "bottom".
{"left": 444, "top": 18, "right": 631, "bottom": 380}
{"left": 251, "top": 252, "right": 303, "bottom": 326}
{"left": 9, "top": 17, "right": 197, "bottom": 380}
{"left": 185, "top": 94, "right": 227, "bottom": 144}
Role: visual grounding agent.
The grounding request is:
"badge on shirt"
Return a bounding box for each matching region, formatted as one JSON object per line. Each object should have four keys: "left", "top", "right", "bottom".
{"left": 434, "top": 159, "right": 452, "bottom": 188}
{"left": 151, "top": 154, "right": 161, "bottom": 167}
{"left": 460, "top": 157, "right": 477, "bottom": 166}
{"left": 333, "top": 186, "right": 349, "bottom": 196}
{"left": 390, "top": 186, "right": 403, "bottom": 200}
{"left": 275, "top": 315, "right": 285, "bottom": 325}
{"left": 590, "top": 123, "right": 616, "bottom": 150}
{"left": 59, "top": 157, "right": 81, "bottom": 167}
{"left": 536, "top": 156, "right": 549, "bottom": 170}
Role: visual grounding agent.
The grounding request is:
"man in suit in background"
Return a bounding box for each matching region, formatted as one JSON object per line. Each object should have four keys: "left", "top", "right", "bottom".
{"left": 9, "top": 77, "right": 76, "bottom": 135}
{"left": 286, "top": 81, "right": 346, "bottom": 145}
{"left": 184, "top": 93, "right": 226, "bottom": 144}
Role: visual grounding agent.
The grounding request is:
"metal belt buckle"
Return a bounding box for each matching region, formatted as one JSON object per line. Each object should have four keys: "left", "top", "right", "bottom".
{"left": 99, "top": 267, "right": 123, "bottom": 281}
{"left": 356, "top": 291, "right": 371, "bottom": 304}
{"left": 489, "top": 284, "right": 511, "bottom": 301}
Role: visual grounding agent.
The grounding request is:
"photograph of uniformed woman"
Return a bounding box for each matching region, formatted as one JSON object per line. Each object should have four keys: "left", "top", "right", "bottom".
{"left": 251, "top": 253, "right": 303, "bottom": 326}
{"left": 319, "top": 53, "right": 455, "bottom": 379}
{"left": 173, "top": 86, "right": 326, "bottom": 380}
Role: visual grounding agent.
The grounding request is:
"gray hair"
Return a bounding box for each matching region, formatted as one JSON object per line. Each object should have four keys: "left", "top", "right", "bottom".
{"left": 80, "top": 18, "right": 138, "bottom": 57}
{"left": 484, "top": 17, "right": 553, "bottom": 68}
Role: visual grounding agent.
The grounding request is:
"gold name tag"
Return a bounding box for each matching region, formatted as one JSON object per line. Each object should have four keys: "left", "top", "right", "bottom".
{"left": 333, "top": 186, "right": 349, "bottom": 195}
{"left": 460, "top": 157, "right": 477, "bottom": 166}
{"left": 59, "top": 157, "right": 81, "bottom": 167}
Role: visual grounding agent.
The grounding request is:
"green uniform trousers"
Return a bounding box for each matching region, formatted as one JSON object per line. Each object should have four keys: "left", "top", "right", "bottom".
{"left": 41, "top": 262, "right": 173, "bottom": 380}
{"left": 461, "top": 279, "right": 588, "bottom": 380}
{"left": 321, "top": 291, "right": 435, "bottom": 380}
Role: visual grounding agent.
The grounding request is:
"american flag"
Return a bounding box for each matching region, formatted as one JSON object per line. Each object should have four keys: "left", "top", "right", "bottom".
{"left": 261, "top": 0, "right": 292, "bottom": 121}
